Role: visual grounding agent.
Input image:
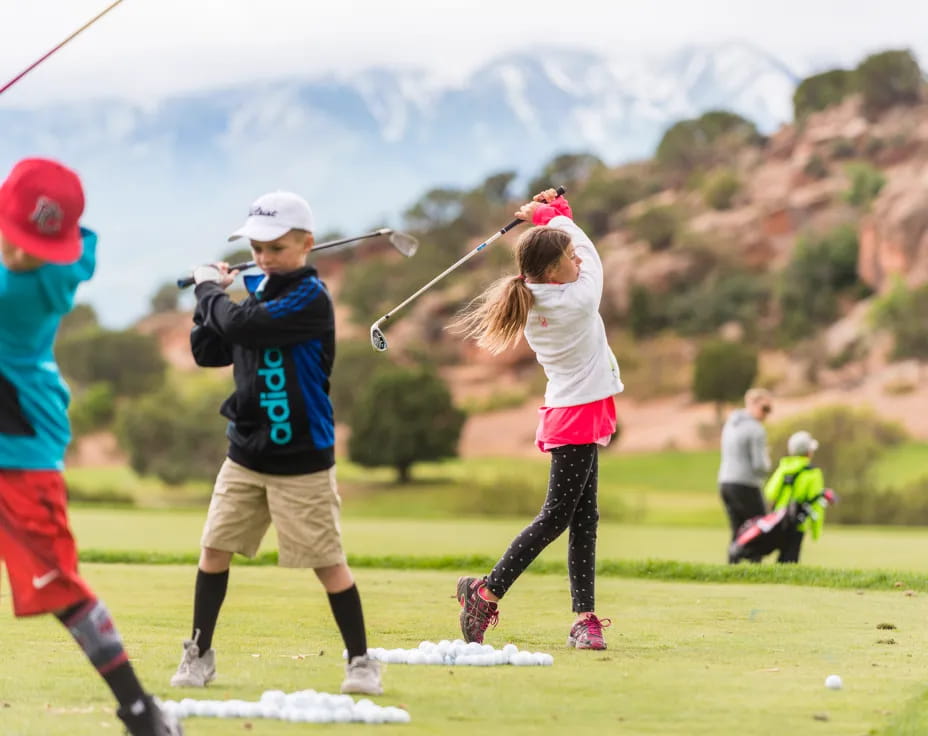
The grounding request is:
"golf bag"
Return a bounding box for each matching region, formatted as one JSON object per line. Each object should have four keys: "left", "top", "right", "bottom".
{"left": 728, "top": 488, "right": 836, "bottom": 564}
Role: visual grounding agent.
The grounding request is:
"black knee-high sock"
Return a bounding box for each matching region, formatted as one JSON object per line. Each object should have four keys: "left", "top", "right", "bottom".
{"left": 57, "top": 599, "right": 147, "bottom": 710}
{"left": 327, "top": 584, "right": 367, "bottom": 660}
{"left": 192, "top": 569, "right": 229, "bottom": 654}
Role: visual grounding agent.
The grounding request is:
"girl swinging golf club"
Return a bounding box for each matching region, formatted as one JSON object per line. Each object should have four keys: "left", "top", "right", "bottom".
{"left": 450, "top": 188, "right": 623, "bottom": 650}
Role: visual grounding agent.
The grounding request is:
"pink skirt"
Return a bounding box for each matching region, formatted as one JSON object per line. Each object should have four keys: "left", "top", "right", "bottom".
{"left": 535, "top": 396, "right": 617, "bottom": 452}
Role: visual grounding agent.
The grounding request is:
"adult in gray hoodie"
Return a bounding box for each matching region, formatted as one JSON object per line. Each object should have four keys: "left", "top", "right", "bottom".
{"left": 718, "top": 388, "right": 773, "bottom": 561}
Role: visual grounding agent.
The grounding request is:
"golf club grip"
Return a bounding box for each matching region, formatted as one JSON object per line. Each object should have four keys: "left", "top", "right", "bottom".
{"left": 499, "top": 185, "right": 568, "bottom": 234}
{"left": 176, "top": 260, "right": 255, "bottom": 289}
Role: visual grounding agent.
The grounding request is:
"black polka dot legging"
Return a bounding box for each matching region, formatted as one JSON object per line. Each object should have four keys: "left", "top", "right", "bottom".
{"left": 485, "top": 443, "right": 599, "bottom": 612}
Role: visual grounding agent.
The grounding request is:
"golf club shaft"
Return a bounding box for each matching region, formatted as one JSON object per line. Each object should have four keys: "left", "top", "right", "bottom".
{"left": 0, "top": 0, "right": 126, "bottom": 97}
{"left": 375, "top": 231, "right": 506, "bottom": 326}
{"left": 176, "top": 229, "right": 394, "bottom": 288}
{"left": 375, "top": 186, "right": 566, "bottom": 326}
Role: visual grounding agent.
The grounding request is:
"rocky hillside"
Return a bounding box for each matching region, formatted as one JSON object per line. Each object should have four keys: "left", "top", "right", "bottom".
{"left": 133, "top": 80, "right": 928, "bottom": 454}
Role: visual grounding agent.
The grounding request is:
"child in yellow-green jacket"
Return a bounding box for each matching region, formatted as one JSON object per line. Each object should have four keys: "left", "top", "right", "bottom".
{"left": 763, "top": 431, "right": 828, "bottom": 563}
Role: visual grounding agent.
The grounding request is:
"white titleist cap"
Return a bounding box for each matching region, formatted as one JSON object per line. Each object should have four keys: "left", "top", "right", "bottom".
{"left": 228, "top": 191, "right": 314, "bottom": 242}
{"left": 788, "top": 430, "right": 819, "bottom": 456}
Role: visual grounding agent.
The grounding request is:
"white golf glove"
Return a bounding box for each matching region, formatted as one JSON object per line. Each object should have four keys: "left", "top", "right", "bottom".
{"left": 193, "top": 264, "right": 223, "bottom": 285}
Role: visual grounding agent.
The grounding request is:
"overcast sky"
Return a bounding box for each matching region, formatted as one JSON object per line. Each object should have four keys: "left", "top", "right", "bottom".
{"left": 0, "top": 0, "right": 924, "bottom": 106}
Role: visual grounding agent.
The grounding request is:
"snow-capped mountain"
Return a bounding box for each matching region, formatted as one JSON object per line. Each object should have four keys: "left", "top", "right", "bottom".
{"left": 0, "top": 41, "right": 802, "bottom": 326}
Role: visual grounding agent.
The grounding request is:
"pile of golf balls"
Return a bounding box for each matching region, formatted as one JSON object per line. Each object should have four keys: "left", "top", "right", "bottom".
{"left": 345, "top": 640, "right": 554, "bottom": 666}
{"left": 160, "top": 690, "right": 410, "bottom": 723}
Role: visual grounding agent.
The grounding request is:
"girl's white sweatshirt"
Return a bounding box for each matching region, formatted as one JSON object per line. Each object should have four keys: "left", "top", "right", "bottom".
{"left": 523, "top": 216, "right": 623, "bottom": 408}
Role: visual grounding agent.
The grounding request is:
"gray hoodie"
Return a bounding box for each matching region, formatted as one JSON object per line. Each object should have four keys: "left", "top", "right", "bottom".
{"left": 718, "top": 408, "right": 771, "bottom": 487}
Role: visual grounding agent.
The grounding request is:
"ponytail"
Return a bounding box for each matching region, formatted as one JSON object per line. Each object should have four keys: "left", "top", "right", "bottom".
{"left": 449, "top": 274, "right": 534, "bottom": 354}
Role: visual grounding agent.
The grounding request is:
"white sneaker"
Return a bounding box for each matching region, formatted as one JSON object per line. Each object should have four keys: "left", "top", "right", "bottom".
{"left": 169, "top": 631, "right": 216, "bottom": 688}
{"left": 340, "top": 654, "right": 383, "bottom": 695}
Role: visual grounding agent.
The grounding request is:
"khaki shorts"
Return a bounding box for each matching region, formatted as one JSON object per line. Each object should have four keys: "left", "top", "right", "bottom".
{"left": 200, "top": 458, "right": 345, "bottom": 568}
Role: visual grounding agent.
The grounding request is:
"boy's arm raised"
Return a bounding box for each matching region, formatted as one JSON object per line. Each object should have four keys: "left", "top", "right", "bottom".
{"left": 194, "top": 275, "right": 332, "bottom": 348}
{"left": 190, "top": 299, "right": 234, "bottom": 366}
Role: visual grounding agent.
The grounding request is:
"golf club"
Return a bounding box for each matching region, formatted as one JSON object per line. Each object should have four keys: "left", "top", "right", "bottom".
{"left": 0, "top": 0, "right": 127, "bottom": 97}
{"left": 176, "top": 228, "right": 418, "bottom": 288}
{"left": 370, "top": 186, "right": 566, "bottom": 352}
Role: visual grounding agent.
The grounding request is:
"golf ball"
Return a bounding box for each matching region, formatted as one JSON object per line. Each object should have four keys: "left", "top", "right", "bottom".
{"left": 825, "top": 674, "right": 843, "bottom": 690}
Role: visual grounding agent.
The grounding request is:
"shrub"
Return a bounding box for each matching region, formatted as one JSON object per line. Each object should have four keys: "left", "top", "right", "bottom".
{"left": 628, "top": 205, "right": 679, "bottom": 250}
{"left": 627, "top": 285, "right": 668, "bottom": 338}
{"left": 856, "top": 49, "right": 924, "bottom": 119}
{"left": 871, "top": 279, "right": 928, "bottom": 361}
{"left": 525, "top": 153, "right": 605, "bottom": 198}
{"left": 656, "top": 110, "right": 760, "bottom": 174}
{"left": 329, "top": 339, "right": 395, "bottom": 421}
{"left": 778, "top": 225, "right": 863, "bottom": 341}
{"left": 792, "top": 69, "right": 858, "bottom": 120}
{"left": 692, "top": 341, "right": 758, "bottom": 421}
{"left": 830, "top": 138, "right": 857, "bottom": 159}
{"left": 58, "top": 303, "right": 98, "bottom": 338}
{"left": 57, "top": 327, "right": 167, "bottom": 396}
{"left": 69, "top": 382, "right": 116, "bottom": 437}
{"left": 115, "top": 378, "right": 231, "bottom": 484}
{"left": 150, "top": 283, "right": 179, "bottom": 313}
{"left": 843, "top": 162, "right": 886, "bottom": 208}
{"left": 573, "top": 172, "right": 647, "bottom": 238}
{"left": 767, "top": 404, "right": 907, "bottom": 496}
{"left": 803, "top": 155, "right": 829, "bottom": 180}
{"left": 666, "top": 271, "right": 771, "bottom": 337}
{"left": 701, "top": 169, "right": 740, "bottom": 210}
{"left": 348, "top": 366, "right": 466, "bottom": 482}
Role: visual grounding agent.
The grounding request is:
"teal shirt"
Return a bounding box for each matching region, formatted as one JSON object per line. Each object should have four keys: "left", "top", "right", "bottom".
{"left": 0, "top": 228, "right": 96, "bottom": 470}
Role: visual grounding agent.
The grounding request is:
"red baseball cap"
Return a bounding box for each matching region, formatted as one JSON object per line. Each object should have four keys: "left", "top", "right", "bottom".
{"left": 0, "top": 158, "right": 84, "bottom": 264}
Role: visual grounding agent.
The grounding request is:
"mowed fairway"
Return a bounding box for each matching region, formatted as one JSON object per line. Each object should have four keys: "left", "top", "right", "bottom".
{"left": 1, "top": 565, "right": 927, "bottom": 736}
{"left": 70, "top": 508, "right": 928, "bottom": 573}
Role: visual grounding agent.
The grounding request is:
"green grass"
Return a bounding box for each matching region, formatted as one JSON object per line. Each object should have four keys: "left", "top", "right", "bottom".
{"left": 1, "top": 565, "right": 927, "bottom": 735}
{"left": 65, "top": 445, "right": 928, "bottom": 527}
{"left": 871, "top": 442, "right": 928, "bottom": 486}
{"left": 69, "top": 508, "right": 928, "bottom": 574}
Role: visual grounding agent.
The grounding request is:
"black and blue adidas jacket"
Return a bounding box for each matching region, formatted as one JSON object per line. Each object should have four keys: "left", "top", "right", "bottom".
{"left": 191, "top": 265, "right": 335, "bottom": 475}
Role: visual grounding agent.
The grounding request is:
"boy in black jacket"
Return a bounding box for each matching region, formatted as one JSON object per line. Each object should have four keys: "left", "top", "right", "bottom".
{"left": 170, "top": 191, "right": 381, "bottom": 696}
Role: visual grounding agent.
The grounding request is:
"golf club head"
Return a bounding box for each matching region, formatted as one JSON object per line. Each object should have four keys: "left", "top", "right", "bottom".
{"left": 389, "top": 231, "right": 419, "bottom": 257}
{"left": 370, "top": 323, "right": 388, "bottom": 352}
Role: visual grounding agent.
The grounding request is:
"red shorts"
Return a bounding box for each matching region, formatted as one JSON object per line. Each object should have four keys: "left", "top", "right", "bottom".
{"left": 0, "top": 470, "right": 93, "bottom": 617}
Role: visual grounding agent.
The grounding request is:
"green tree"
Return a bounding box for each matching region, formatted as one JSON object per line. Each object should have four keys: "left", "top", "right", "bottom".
{"left": 57, "top": 328, "right": 167, "bottom": 396}
{"left": 115, "top": 377, "right": 231, "bottom": 484}
{"left": 692, "top": 341, "right": 758, "bottom": 423}
{"left": 627, "top": 285, "right": 667, "bottom": 338}
{"left": 150, "top": 282, "right": 179, "bottom": 313}
{"left": 526, "top": 153, "right": 605, "bottom": 197}
{"left": 792, "top": 68, "right": 858, "bottom": 121}
{"left": 667, "top": 271, "right": 771, "bottom": 337}
{"left": 573, "top": 171, "right": 647, "bottom": 238}
{"left": 58, "top": 303, "right": 98, "bottom": 339}
{"left": 856, "top": 49, "right": 924, "bottom": 119}
{"left": 348, "top": 366, "right": 465, "bottom": 482}
{"left": 656, "top": 110, "right": 760, "bottom": 174}
{"left": 479, "top": 170, "right": 517, "bottom": 205}
{"left": 69, "top": 382, "right": 116, "bottom": 437}
{"left": 778, "top": 225, "right": 864, "bottom": 341}
{"left": 403, "top": 187, "right": 465, "bottom": 230}
{"left": 329, "top": 339, "right": 395, "bottom": 421}
{"left": 628, "top": 205, "right": 680, "bottom": 250}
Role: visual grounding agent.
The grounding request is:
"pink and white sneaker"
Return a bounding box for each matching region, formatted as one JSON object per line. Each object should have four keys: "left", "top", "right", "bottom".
{"left": 456, "top": 576, "right": 499, "bottom": 644}
{"left": 567, "top": 614, "right": 612, "bottom": 650}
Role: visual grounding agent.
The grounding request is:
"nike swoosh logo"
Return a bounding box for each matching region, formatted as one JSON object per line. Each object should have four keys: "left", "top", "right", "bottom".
{"left": 32, "top": 570, "right": 61, "bottom": 589}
